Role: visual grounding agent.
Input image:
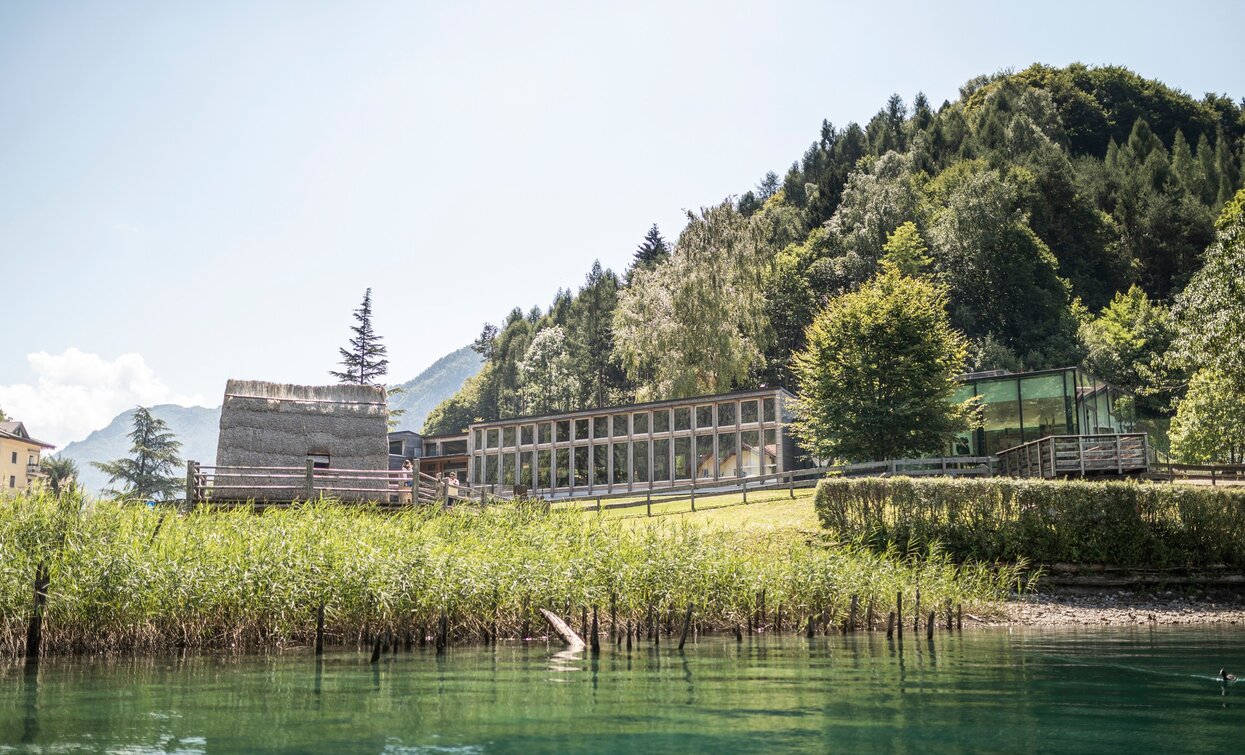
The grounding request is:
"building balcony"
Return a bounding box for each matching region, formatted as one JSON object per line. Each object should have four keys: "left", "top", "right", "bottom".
{"left": 26, "top": 463, "right": 46, "bottom": 477}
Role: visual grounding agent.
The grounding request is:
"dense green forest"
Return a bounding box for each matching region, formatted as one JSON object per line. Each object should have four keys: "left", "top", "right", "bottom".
{"left": 425, "top": 64, "right": 1244, "bottom": 459}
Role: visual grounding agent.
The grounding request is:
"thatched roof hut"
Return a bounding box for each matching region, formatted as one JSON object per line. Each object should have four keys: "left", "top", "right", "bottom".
{"left": 215, "top": 380, "right": 390, "bottom": 500}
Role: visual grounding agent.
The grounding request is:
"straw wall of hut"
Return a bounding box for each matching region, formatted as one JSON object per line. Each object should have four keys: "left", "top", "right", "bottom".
{"left": 215, "top": 380, "right": 389, "bottom": 500}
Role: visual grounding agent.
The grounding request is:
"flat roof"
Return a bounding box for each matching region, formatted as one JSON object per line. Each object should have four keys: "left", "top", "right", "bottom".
{"left": 470, "top": 387, "right": 794, "bottom": 429}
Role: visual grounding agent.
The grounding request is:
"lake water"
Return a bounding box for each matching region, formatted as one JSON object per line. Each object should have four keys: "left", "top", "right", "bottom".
{"left": 2, "top": 627, "right": 1243, "bottom": 753}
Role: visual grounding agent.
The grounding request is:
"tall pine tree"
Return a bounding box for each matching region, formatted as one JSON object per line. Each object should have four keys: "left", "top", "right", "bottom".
{"left": 331, "top": 288, "right": 389, "bottom": 385}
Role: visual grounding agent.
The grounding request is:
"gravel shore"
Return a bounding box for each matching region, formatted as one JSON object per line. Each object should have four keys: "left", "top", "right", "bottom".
{"left": 999, "top": 591, "right": 1245, "bottom": 627}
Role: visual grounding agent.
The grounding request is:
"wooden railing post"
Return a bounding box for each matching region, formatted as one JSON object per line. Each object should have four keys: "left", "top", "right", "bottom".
{"left": 185, "top": 460, "right": 196, "bottom": 504}
{"left": 305, "top": 459, "right": 315, "bottom": 501}
{"left": 1115, "top": 435, "right": 1123, "bottom": 474}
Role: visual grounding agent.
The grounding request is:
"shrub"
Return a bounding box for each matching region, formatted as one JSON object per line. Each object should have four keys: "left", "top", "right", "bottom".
{"left": 814, "top": 477, "right": 1245, "bottom": 567}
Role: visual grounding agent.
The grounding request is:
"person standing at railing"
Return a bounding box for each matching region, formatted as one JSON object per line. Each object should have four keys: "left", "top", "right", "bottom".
{"left": 400, "top": 459, "right": 414, "bottom": 504}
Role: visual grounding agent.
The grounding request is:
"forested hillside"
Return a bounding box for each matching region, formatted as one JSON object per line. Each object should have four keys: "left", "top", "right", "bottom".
{"left": 425, "top": 64, "right": 1244, "bottom": 441}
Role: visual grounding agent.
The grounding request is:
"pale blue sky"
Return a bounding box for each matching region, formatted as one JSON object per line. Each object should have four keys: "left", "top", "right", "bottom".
{"left": 2, "top": 0, "right": 1243, "bottom": 444}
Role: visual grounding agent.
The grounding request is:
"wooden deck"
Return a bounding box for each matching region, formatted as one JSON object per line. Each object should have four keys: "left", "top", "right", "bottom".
{"left": 996, "top": 433, "right": 1150, "bottom": 479}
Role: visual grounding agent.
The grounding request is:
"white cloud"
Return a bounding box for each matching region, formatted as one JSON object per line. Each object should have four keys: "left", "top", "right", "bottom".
{"left": 0, "top": 349, "right": 207, "bottom": 447}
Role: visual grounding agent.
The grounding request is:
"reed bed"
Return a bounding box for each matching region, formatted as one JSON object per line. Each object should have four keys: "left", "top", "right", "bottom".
{"left": 1, "top": 490, "right": 1021, "bottom": 656}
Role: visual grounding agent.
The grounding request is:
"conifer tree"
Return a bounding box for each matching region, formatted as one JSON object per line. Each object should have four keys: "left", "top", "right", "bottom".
{"left": 331, "top": 288, "right": 389, "bottom": 385}
{"left": 632, "top": 225, "right": 670, "bottom": 271}
{"left": 92, "top": 407, "right": 182, "bottom": 500}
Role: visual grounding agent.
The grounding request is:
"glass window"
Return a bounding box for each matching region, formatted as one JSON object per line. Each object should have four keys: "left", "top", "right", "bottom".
{"left": 473, "top": 428, "right": 483, "bottom": 449}
{"left": 979, "top": 378, "right": 1022, "bottom": 455}
{"left": 538, "top": 423, "right": 552, "bottom": 445}
{"left": 740, "top": 430, "right": 761, "bottom": 477}
{"left": 673, "top": 437, "right": 691, "bottom": 480}
{"left": 538, "top": 449, "right": 552, "bottom": 488}
{"left": 695, "top": 405, "right": 713, "bottom": 430}
{"left": 520, "top": 425, "right": 534, "bottom": 446}
{"left": 519, "top": 453, "right": 533, "bottom": 488}
{"left": 718, "top": 431, "right": 738, "bottom": 477}
{"left": 653, "top": 439, "right": 670, "bottom": 482}
{"left": 718, "top": 402, "right": 736, "bottom": 427}
{"left": 502, "top": 426, "right": 516, "bottom": 448}
{"left": 593, "top": 416, "right": 609, "bottom": 440}
{"left": 674, "top": 407, "right": 692, "bottom": 431}
{"left": 696, "top": 435, "right": 714, "bottom": 479}
{"left": 593, "top": 443, "right": 608, "bottom": 487}
{"left": 556, "top": 448, "right": 570, "bottom": 488}
{"left": 502, "top": 453, "right": 515, "bottom": 486}
{"left": 653, "top": 409, "right": 670, "bottom": 433}
{"left": 1020, "top": 373, "right": 1069, "bottom": 441}
{"left": 574, "top": 446, "right": 589, "bottom": 487}
{"left": 574, "top": 418, "right": 589, "bottom": 441}
{"left": 633, "top": 440, "right": 650, "bottom": 483}
{"left": 485, "top": 455, "right": 498, "bottom": 484}
{"left": 612, "top": 414, "right": 629, "bottom": 437}
{"left": 763, "top": 429, "right": 778, "bottom": 474}
{"left": 486, "top": 429, "right": 498, "bottom": 449}
{"left": 763, "top": 397, "right": 776, "bottom": 422}
{"left": 633, "top": 412, "right": 649, "bottom": 434}
{"left": 612, "top": 442, "right": 629, "bottom": 485}
{"left": 740, "top": 400, "right": 758, "bottom": 424}
{"left": 556, "top": 420, "right": 571, "bottom": 443}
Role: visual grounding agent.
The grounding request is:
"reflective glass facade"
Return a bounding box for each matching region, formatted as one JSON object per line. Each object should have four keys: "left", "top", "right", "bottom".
{"left": 951, "top": 368, "right": 1134, "bottom": 456}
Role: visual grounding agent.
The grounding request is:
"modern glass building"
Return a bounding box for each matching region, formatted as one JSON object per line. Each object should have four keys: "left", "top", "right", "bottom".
{"left": 950, "top": 367, "right": 1134, "bottom": 456}
{"left": 466, "top": 388, "right": 795, "bottom": 497}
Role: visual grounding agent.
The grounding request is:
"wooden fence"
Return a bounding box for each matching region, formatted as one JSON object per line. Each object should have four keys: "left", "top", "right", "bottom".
{"left": 185, "top": 461, "right": 485, "bottom": 507}
{"left": 1148, "top": 462, "right": 1245, "bottom": 486}
{"left": 995, "top": 433, "right": 1149, "bottom": 479}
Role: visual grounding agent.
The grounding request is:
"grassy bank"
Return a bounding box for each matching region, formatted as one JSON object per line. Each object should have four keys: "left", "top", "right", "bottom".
{"left": 815, "top": 477, "right": 1245, "bottom": 567}
{"left": 1, "top": 490, "right": 1018, "bottom": 656}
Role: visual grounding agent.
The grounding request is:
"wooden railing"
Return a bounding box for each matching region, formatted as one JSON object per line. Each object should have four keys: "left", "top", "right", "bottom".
{"left": 1148, "top": 462, "right": 1245, "bottom": 486}
{"left": 510, "top": 456, "right": 994, "bottom": 514}
{"left": 995, "top": 433, "right": 1149, "bottom": 479}
{"left": 185, "top": 461, "right": 487, "bottom": 506}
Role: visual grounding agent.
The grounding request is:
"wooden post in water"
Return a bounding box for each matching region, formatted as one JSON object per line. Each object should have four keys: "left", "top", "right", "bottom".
{"left": 369, "top": 634, "right": 383, "bottom": 663}
{"left": 775, "top": 604, "right": 783, "bottom": 633}
{"left": 590, "top": 607, "right": 601, "bottom": 655}
{"left": 926, "top": 611, "right": 935, "bottom": 641}
{"left": 436, "top": 613, "right": 448, "bottom": 655}
{"left": 678, "top": 604, "right": 693, "bottom": 650}
{"left": 315, "top": 603, "right": 325, "bottom": 656}
{"left": 896, "top": 592, "right": 903, "bottom": 637}
{"left": 946, "top": 602, "right": 953, "bottom": 631}
{"left": 914, "top": 588, "right": 921, "bottom": 632}
{"left": 886, "top": 611, "right": 895, "bottom": 639}
{"left": 956, "top": 604, "right": 963, "bottom": 631}
{"left": 848, "top": 595, "right": 859, "bottom": 633}
{"left": 647, "top": 605, "right": 655, "bottom": 641}
{"left": 25, "top": 562, "right": 49, "bottom": 666}
{"left": 865, "top": 603, "right": 874, "bottom": 632}
{"left": 805, "top": 614, "right": 815, "bottom": 638}
{"left": 626, "top": 619, "right": 632, "bottom": 651}
{"left": 610, "top": 593, "right": 618, "bottom": 646}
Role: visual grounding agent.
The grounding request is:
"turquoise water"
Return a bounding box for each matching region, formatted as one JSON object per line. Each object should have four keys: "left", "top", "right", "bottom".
{"left": 2, "top": 627, "right": 1244, "bottom": 753}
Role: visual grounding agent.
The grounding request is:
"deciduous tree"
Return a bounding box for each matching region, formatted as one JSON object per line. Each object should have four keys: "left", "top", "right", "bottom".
{"left": 791, "top": 269, "right": 972, "bottom": 462}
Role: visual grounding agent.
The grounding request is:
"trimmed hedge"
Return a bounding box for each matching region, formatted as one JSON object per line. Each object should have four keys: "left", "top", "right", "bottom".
{"left": 814, "top": 477, "right": 1245, "bottom": 568}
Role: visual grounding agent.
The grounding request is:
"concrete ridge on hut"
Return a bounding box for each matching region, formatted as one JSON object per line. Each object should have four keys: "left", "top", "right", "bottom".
{"left": 223, "top": 379, "right": 388, "bottom": 406}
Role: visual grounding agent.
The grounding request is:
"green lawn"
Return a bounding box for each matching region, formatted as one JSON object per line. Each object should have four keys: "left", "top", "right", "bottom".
{"left": 560, "top": 486, "right": 822, "bottom": 531}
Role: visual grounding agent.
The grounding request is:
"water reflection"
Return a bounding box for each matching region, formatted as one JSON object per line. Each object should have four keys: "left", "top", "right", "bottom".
{"left": 1, "top": 628, "right": 1243, "bottom": 753}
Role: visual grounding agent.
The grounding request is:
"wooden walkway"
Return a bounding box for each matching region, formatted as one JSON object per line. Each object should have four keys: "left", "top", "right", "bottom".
{"left": 995, "top": 433, "right": 1150, "bottom": 479}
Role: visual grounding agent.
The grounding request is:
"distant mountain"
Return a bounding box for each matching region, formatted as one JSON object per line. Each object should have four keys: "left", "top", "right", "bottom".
{"left": 389, "top": 345, "right": 483, "bottom": 432}
{"left": 56, "top": 345, "right": 482, "bottom": 495}
{"left": 58, "top": 404, "right": 221, "bottom": 496}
